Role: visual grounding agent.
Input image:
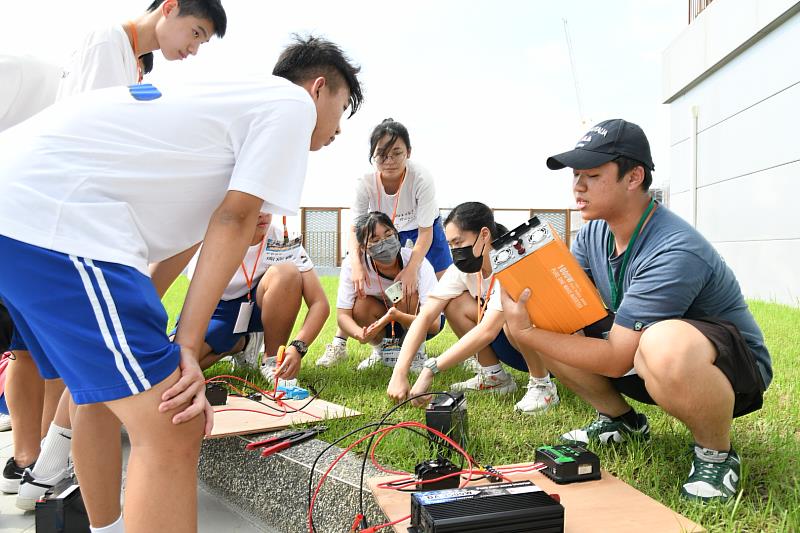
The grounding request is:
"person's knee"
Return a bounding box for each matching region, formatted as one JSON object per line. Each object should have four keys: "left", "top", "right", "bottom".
{"left": 266, "top": 263, "right": 302, "bottom": 288}
{"left": 638, "top": 320, "right": 702, "bottom": 385}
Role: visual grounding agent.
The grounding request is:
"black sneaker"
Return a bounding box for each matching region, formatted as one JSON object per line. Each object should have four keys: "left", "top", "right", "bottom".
{"left": 1, "top": 456, "right": 35, "bottom": 494}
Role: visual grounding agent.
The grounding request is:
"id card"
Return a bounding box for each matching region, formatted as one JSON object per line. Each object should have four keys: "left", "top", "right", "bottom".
{"left": 380, "top": 337, "right": 402, "bottom": 366}
{"left": 233, "top": 302, "right": 254, "bottom": 333}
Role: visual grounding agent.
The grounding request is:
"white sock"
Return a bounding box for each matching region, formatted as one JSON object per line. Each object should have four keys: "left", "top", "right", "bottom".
{"left": 530, "top": 373, "right": 552, "bottom": 385}
{"left": 91, "top": 515, "right": 124, "bottom": 533}
{"left": 332, "top": 336, "right": 347, "bottom": 347}
{"left": 480, "top": 363, "right": 503, "bottom": 374}
{"left": 31, "top": 423, "right": 72, "bottom": 479}
{"left": 694, "top": 445, "right": 729, "bottom": 463}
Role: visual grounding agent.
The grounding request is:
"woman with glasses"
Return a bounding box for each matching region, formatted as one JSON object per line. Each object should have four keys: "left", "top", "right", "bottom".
{"left": 334, "top": 212, "right": 443, "bottom": 370}
{"left": 318, "top": 118, "right": 452, "bottom": 367}
{"left": 386, "top": 202, "right": 558, "bottom": 414}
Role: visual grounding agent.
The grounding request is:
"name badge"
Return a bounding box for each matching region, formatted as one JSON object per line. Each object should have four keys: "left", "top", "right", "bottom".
{"left": 233, "top": 302, "right": 254, "bottom": 334}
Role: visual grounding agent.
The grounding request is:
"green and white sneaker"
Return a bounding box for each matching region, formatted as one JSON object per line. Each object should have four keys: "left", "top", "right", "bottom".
{"left": 681, "top": 446, "right": 740, "bottom": 503}
{"left": 561, "top": 412, "right": 650, "bottom": 445}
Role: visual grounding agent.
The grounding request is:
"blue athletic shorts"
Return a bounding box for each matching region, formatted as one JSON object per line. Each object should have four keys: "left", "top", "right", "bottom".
{"left": 398, "top": 217, "right": 453, "bottom": 273}
{"left": 174, "top": 285, "right": 263, "bottom": 355}
{"left": 490, "top": 329, "right": 527, "bottom": 372}
{"left": 0, "top": 235, "right": 181, "bottom": 404}
{"left": 385, "top": 313, "right": 446, "bottom": 341}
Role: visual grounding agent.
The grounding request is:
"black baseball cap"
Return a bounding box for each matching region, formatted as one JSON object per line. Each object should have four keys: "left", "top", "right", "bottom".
{"left": 546, "top": 119, "right": 655, "bottom": 171}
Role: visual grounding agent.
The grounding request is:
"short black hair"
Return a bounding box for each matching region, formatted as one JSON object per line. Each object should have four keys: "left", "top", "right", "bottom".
{"left": 354, "top": 212, "right": 397, "bottom": 247}
{"left": 140, "top": 52, "right": 154, "bottom": 75}
{"left": 272, "top": 34, "right": 363, "bottom": 118}
{"left": 369, "top": 118, "right": 411, "bottom": 164}
{"left": 147, "top": 0, "right": 227, "bottom": 38}
{"left": 444, "top": 202, "right": 507, "bottom": 240}
{"left": 615, "top": 156, "right": 652, "bottom": 191}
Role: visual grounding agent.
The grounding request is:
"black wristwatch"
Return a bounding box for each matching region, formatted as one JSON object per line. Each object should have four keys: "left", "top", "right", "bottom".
{"left": 289, "top": 339, "right": 308, "bottom": 358}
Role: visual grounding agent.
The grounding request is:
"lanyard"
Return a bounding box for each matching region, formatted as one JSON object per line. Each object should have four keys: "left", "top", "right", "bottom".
{"left": 370, "top": 256, "right": 397, "bottom": 338}
{"left": 476, "top": 273, "right": 496, "bottom": 324}
{"left": 126, "top": 22, "right": 143, "bottom": 83}
{"left": 241, "top": 237, "right": 267, "bottom": 301}
{"left": 606, "top": 198, "right": 655, "bottom": 311}
{"left": 374, "top": 168, "right": 407, "bottom": 224}
{"left": 282, "top": 215, "right": 289, "bottom": 244}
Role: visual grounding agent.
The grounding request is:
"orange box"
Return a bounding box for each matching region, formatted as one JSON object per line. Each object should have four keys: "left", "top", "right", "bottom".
{"left": 491, "top": 217, "right": 608, "bottom": 334}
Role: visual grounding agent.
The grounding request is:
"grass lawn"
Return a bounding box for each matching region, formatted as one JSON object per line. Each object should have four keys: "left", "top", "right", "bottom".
{"left": 164, "top": 276, "right": 800, "bottom": 532}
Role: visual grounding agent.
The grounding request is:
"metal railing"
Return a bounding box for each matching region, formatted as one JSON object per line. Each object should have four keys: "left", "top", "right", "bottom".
{"left": 689, "top": 0, "right": 714, "bottom": 23}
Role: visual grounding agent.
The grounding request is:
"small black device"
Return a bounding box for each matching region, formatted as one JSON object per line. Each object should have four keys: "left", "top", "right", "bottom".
{"left": 409, "top": 480, "right": 564, "bottom": 533}
{"left": 205, "top": 382, "right": 228, "bottom": 406}
{"left": 35, "top": 476, "right": 90, "bottom": 533}
{"left": 414, "top": 457, "right": 461, "bottom": 491}
{"left": 535, "top": 444, "right": 601, "bottom": 484}
{"left": 425, "top": 392, "right": 467, "bottom": 460}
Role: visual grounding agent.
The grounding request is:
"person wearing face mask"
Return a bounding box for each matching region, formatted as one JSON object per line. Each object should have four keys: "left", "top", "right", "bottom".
{"left": 386, "top": 202, "right": 558, "bottom": 414}
{"left": 334, "top": 212, "right": 442, "bottom": 371}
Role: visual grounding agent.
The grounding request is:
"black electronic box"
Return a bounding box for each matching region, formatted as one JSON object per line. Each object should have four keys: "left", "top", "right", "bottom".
{"left": 425, "top": 392, "right": 467, "bottom": 460}
{"left": 35, "top": 476, "right": 90, "bottom": 533}
{"left": 409, "top": 480, "right": 564, "bottom": 533}
{"left": 535, "top": 444, "right": 601, "bottom": 484}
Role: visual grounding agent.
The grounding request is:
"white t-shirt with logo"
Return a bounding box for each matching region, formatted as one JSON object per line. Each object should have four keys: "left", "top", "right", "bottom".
{"left": 0, "top": 77, "right": 316, "bottom": 275}
{"left": 0, "top": 55, "right": 62, "bottom": 131}
{"left": 429, "top": 264, "right": 503, "bottom": 312}
{"left": 187, "top": 224, "right": 314, "bottom": 301}
{"left": 337, "top": 247, "right": 437, "bottom": 310}
{"left": 57, "top": 25, "right": 138, "bottom": 98}
{"left": 351, "top": 159, "right": 439, "bottom": 232}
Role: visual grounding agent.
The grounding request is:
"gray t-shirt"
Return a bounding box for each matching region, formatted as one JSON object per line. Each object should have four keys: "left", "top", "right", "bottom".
{"left": 572, "top": 204, "right": 772, "bottom": 387}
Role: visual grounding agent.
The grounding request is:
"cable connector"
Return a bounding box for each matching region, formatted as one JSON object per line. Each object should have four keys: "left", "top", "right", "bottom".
{"left": 484, "top": 464, "right": 503, "bottom": 483}
{"left": 349, "top": 513, "right": 366, "bottom": 532}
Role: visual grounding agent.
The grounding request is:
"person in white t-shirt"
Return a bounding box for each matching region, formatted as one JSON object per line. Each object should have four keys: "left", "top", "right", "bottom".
{"left": 386, "top": 202, "right": 559, "bottom": 414}
{"left": 320, "top": 119, "right": 453, "bottom": 366}
{"left": 335, "top": 212, "right": 442, "bottom": 372}
{"left": 179, "top": 212, "right": 328, "bottom": 379}
{"left": 0, "top": 55, "right": 62, "bottom": 131}
{"left": 0, "top": 35, "right": 363, "bottom": 533}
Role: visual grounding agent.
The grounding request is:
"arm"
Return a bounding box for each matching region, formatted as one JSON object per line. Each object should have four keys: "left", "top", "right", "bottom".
{"left": 395, "top": 225, "right": 432, "bottom": 299}
{"left": 149, "top": 243, "right": 201, "bottom": 298}
{"left": 348, "top": 226, "right": 367, "bottom": 298}
{"left": 336, "top": 308, "right": 369, "bottom": 344}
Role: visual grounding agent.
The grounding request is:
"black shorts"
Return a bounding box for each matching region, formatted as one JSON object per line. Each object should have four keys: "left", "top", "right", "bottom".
{"left": 599, "top": 317, "right": 766, "bottom": 418}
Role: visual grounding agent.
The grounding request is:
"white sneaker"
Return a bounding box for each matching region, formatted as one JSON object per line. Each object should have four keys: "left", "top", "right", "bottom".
{"left": 16, "top": 467, "right": 70, "bottom": 511}
{"left": 232, "top": 332, "right": 263, "bottom": 369}
{"left": 0, "top": 413, "right": 11, "bottom": 432}
{"left": 316, "top": 343, "right": 347, "bottom": 367}
{"left": 409, "top": 344, "right": 427, "bottom": 374}
{"left": 451, "top": 367, "right": 518, "bottom": 394}
{"left": 260, "top": 356, "right": 277, "bottom": 381}
{"left": 514, "top": 378, "right": 559, "bottom": 414}
{"left": 357, "top": 345, "right": 385, "bottom": 370}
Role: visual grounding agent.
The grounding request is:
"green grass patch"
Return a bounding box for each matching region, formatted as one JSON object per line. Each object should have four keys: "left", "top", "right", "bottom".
{"left": 163, "top": 276, "right": 800, "bottom": 532}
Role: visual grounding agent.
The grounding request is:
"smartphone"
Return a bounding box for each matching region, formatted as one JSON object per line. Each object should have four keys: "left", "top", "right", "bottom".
{"left": 384, "top": 281, "right": 403, "bottom": 303}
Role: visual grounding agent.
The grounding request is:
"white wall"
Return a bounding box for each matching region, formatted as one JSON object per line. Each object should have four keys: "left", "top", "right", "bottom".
{"left": 663, "top": 1, "right": 800, "bottom": 305}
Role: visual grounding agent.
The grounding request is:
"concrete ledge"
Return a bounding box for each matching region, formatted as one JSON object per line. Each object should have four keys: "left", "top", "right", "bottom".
{"left": 199, "top": 433, "right": 388, "bottom": 533}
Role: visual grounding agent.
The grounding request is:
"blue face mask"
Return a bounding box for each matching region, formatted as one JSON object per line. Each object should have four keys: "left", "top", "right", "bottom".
{"left": 367, "top": 235, "right": 401, "bottom": 264}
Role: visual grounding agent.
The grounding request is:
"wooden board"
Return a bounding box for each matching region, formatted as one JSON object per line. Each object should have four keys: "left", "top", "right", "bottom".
{"left": 369, "top": 463, "right": 705, "bottom": 533}
{"left": 209, "top": 395, "right": 360, "bottom": 438}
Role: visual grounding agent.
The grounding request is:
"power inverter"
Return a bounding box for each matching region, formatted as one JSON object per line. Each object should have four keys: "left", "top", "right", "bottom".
{"left": 490, "top": 216, "right": 608, "bottom": 334}
{"left": 409, "top": 480, "right": 564, "bottom": 533}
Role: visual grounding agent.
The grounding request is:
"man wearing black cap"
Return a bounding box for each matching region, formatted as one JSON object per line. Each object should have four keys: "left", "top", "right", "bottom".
{"left": 501, "top": 119, "right": 772, "bottom": 503}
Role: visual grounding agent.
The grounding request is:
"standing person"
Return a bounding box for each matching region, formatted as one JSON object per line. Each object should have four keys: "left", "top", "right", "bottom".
{"left": 319, "top": 119, "right": 452, "bottom": 366}
{"left": 386, "top": 202, "right": 558, "bottom": 413}
{"left": 4, "top": 0, "right": 228, "bottom": 517}
{"left": 0, "top": 34, "right": 362, "bottom": 533}
{"left": 335, "top": 212, "right": 442, "bottom": 371}
{"left": 501, "top": 119, "right": 771, "bottom": 502}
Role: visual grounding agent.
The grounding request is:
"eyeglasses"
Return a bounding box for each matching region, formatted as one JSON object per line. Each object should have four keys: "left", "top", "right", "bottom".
{"left": 374, "top": 150, "right": 407, "bottom": 164}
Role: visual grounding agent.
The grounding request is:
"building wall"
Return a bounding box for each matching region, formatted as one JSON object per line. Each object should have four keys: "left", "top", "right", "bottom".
{"left": 663, "top": 0, "right": 800, "bottom": 305}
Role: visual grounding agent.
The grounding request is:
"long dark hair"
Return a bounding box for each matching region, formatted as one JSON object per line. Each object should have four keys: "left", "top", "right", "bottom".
{"left": 368, "top": 118, "right": 411, "bottom": 163}
{"left": 444, "top": 202, "right": 507, "bottom": 239}
{"left": 353, "top": 211, "right": 398, "bottom": 247}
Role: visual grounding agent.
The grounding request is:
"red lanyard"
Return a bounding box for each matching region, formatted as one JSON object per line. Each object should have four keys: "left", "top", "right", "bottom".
{"left": 240, "top": 237, "right": 266, "bottom": 301}
{"left": 476, "top": 273, "right": 495, "bottom": 324}
{"left": 374, "top": 168, "right": 407, "bottom": 224}
{"left": 282, "top": 215, "right": 289, "bottom": 244}
{"left": 126, "top": 22, "right": 143, "bottom": 83}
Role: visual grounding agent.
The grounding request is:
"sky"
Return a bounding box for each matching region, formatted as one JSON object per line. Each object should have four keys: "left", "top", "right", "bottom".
{"left": 1, "top": 1, "right": 686, "bottom": 216}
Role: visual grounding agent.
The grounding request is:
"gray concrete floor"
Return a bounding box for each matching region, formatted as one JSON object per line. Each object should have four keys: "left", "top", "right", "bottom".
{"left": 0, "top": 427, "right": 276, "bottom": 532}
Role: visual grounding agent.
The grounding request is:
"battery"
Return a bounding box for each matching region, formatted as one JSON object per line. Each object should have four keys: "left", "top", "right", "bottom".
{"left": 535, "top": 444, "right": 601, "bottom": 484}
{"left": 35, "top": 476, "right": 90, "bottom": 533}
{"left": 409, "top": 480, "right": 564, "bottom": 533}
{"left": 425, "top": 392, "right": 467, "bottom": 460}
{"left": 490, "top": 216, "right": 608, "bottom": 334}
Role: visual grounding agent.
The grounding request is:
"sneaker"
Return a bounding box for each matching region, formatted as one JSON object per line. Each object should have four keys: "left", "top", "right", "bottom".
{"left": 561, "top": 412, "right": 650, "bottom": 445}
{"left": 357, "top": 345, "right": 385, "bottom": 371}
{"left": 462, "top": 356, "right": 481, "bottom": 372}
{"left": 232, "top": 332, "right": 263, "bottom": 369}
{"left": 514, "top": 378, "right": 560, "bottom": 414}
{"left": 409, "top": 344, "right": 427, "bottom": 374}
{"left": 451, "top": 367, "right": 518, "bottom": 394}
{"left": 681, "top": 446, "right": 741, "bottom": 503}
{"left": 1, "top": 457, "right": 34, "bottom": 494}
{"left": 16, "top": 467, "right": 70, "bottom": 511}
{"left": 259, "top": 357, "right": 298, "bottom": 388}
{"left": 0, "top": 413, "right": 11, "bottom": 432}
{"left": 316, "top": 343, "right": 347, "bottom": 367}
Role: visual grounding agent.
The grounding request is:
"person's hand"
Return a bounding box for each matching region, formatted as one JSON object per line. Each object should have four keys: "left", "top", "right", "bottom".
{"left": 351, "top": 261, "right": 367, "bottom": 299}
{"left": 500, "top": 287, "right": 534, "bottom": 333}
{"left": 275, "top": 347, "right": 302, "bottom": 380}
{"left": 159, "top": 345, "right": 214, "bottom": 436}
{"left": 366, "top": 308, "right": 394, "bottom": 337}
{"left": 409, "top": 369, "right": 435, "bottom": 408}
{"left": 386, "top": 373, "right": 411, "bottom": 403}
{"left": 394, "top": 267, "right": 418, "bottom": 301}
{"left": 352, "top": 326, "right": 370, "bottom": 344}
